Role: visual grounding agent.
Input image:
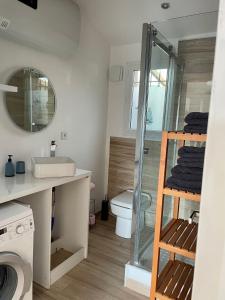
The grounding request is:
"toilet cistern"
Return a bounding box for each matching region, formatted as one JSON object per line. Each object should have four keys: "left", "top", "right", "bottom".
{"left": 50, "top": 140, "right": 57, "bottom": 157}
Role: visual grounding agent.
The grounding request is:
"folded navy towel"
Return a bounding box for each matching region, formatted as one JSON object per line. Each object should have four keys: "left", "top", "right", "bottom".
{"left": 178, "top": 146, "right": 205, "bottom": 158}
{"left": 184, "top": 124, "right": 207, "bottom": 134}
{"left": 166, "top": 176, "right": 201, "bottom": 194}
{"left": 185, "top": 118, "right": 208, "bottom": 126}
{"left": 167, "top": 176, "right": 202, "bottom": 189}
{"left": 185, "top": 112, "right": 209, "bottom": 123}
{"left": 171, "top": 165, "right": 203, "bottom": 175}
{"left": 171, "top": 165, "right": 203, "bottom": 181}
{"left": 177, "top": 157, "right": 204, "bottom": 168}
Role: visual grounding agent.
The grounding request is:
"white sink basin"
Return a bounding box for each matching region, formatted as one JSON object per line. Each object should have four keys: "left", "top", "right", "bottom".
{"left": 32, "top": 157, "right": 76, "bottom": 178}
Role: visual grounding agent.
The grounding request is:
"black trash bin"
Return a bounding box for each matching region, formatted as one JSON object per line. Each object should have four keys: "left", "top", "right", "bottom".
{"left": 101, "top": 199, "right": 109, "bottom": 221}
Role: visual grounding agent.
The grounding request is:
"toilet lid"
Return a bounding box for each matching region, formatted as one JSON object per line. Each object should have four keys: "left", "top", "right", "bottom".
{"left": 111, "top": 191, "right": 133, "bottom": 209}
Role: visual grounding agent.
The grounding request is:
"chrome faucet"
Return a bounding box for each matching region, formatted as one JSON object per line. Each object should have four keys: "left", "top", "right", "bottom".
{"left": 50, "top": 141, "right": 57, "bottom": 157}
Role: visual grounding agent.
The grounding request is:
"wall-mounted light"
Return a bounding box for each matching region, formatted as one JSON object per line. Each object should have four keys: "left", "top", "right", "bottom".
{"left": 161, "top": 2, "right": 170, "bottom": 9}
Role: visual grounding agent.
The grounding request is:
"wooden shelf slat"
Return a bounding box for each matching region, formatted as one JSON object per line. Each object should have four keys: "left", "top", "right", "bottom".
{"left": 159, "top": 219, "right": 198, "bottom": 259}
{"left": 157, "top": 261, "right": 180, "bottom": 294}
{"left": 167, "top": 131, "right": 207, "bottom": 142}
{"left": 161, "top": 219, "right": 184, "bottom": 243}
{"left": 157, "top": 260, "right": 174, "bottom": 288}
{"left": 169, "top": 263, "right": 193, "bottom": 299}
{"left": 183, "top": 224, "right": 198, "bottom": 250}
{"left": 179, "top": 270, "right": 194, "bottom": 300}
{"left": 156, "top": 260, "right": 194, "bottom": 300}
{"left": 163, "top": 187, "right": 201, "bottom": 202}
{"left": 161, "top": 219, "right": 177, "bottom": 238}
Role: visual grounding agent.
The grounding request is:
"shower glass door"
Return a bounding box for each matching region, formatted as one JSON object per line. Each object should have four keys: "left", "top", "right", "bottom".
{"left": 131, "top": 24, "right": 180, "bottom": 270}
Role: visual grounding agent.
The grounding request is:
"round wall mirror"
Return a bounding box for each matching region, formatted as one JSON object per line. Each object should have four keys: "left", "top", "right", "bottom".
{"left": 5, "top": 68, "right": 56, "bottom": 132}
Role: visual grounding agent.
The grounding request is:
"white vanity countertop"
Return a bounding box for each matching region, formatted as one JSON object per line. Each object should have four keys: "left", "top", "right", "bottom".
{"left": 0, "top": 169, "right": 91, "bottom": 204}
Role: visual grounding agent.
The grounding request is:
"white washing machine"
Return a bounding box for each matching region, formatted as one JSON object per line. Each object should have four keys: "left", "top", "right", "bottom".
{"left": 0, "top": 202, "right": 34, "bottom": 300}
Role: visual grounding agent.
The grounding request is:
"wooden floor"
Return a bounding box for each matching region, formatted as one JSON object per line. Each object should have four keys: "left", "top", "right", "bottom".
{"left": 34, "top": 215, "right": 147, "bottom": 300}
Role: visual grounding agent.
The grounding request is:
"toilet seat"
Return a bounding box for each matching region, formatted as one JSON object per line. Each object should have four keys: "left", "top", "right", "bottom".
{"left": 111, "top": 191, "right": 133, "bottom": 209}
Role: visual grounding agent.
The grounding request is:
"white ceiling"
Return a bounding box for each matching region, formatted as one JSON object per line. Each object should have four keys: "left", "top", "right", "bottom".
{"left": 154, "top": 11, "right": 218, "bottom": 42}
{"left": 75, "top": 0, "right": 219, "bottom": 45}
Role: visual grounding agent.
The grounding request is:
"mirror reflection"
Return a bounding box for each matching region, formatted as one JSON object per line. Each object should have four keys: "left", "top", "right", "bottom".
{"left": 5, "top": 68, "right": 56, "bottom": 132}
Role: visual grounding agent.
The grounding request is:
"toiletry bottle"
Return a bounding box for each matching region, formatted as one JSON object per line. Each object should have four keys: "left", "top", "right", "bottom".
{"left": 5, "top": 155, "right": 15, "bottom": 177}
{"left": 50, "top": 140, "right": 57, "bottom": 157}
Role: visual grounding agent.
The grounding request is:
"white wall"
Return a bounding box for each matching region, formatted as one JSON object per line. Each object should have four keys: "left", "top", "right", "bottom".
{"left": 0, "top": 13, "right": 110, "bottom": 211}
{"left": 192, "top": 0, "right": 225, "bottom": 298}
{"left": 104, "top": 43, "right": 141, "bottom": 194}
{"left": 107, "top": 43, "right": 141, "bottom": 139}
{"left": 0, "top": 0, "right": 80, "bottom": 58}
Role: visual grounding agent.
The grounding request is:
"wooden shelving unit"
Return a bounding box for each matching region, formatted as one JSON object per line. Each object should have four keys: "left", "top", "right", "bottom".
{"left": 150, "top": 131, "right": 207, "bottom": 300}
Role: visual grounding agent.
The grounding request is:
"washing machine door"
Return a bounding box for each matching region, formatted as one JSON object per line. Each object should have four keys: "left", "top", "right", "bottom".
{"left": 0, "top": 252, "right": 32, "bottom": 300}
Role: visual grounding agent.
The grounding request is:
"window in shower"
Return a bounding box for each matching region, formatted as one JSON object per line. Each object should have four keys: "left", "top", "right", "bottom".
{"left": 129, "top": 68, "right": 168, "bottom": 131}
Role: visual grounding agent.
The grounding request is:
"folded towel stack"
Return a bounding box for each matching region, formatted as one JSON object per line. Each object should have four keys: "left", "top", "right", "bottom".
{"left": 166, "top": 146, "right": 205, "bottom": 194}
{"left": 184, "top": 112, "right": 209, "bottom": 134}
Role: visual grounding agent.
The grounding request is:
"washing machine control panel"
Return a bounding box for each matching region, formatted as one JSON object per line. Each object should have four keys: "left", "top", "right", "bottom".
{"left": 0, "top": 215, "right": 34, "bottom": 243}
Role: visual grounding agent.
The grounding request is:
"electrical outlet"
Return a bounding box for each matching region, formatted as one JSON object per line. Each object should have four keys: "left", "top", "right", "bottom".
{"left": 61, "top": 131, "right": 68, "bottom": 140}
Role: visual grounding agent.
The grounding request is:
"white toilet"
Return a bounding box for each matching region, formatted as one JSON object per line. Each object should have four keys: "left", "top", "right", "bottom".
{"left": 110, "top": 190, "right": 152, "bottom": 239}
{"left": 110, "top": 190, "right": 134, "bottom": 239}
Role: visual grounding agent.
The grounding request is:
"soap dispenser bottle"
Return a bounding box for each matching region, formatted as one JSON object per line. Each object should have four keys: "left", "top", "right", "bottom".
{"left": 5, "top": 155, "right": 15, "bottom": 177}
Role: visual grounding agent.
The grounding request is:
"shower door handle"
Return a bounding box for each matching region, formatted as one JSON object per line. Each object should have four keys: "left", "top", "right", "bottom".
{"left": 133, "top": 159, "right": 141, "bottom": 214}
{"left": 133, "top": 186, "right": 138, "bottom": 214}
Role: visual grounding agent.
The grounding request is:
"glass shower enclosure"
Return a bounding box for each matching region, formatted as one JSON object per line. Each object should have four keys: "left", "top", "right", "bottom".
{"left": 131, "top": 23, "right": 183, "bottom": 270}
